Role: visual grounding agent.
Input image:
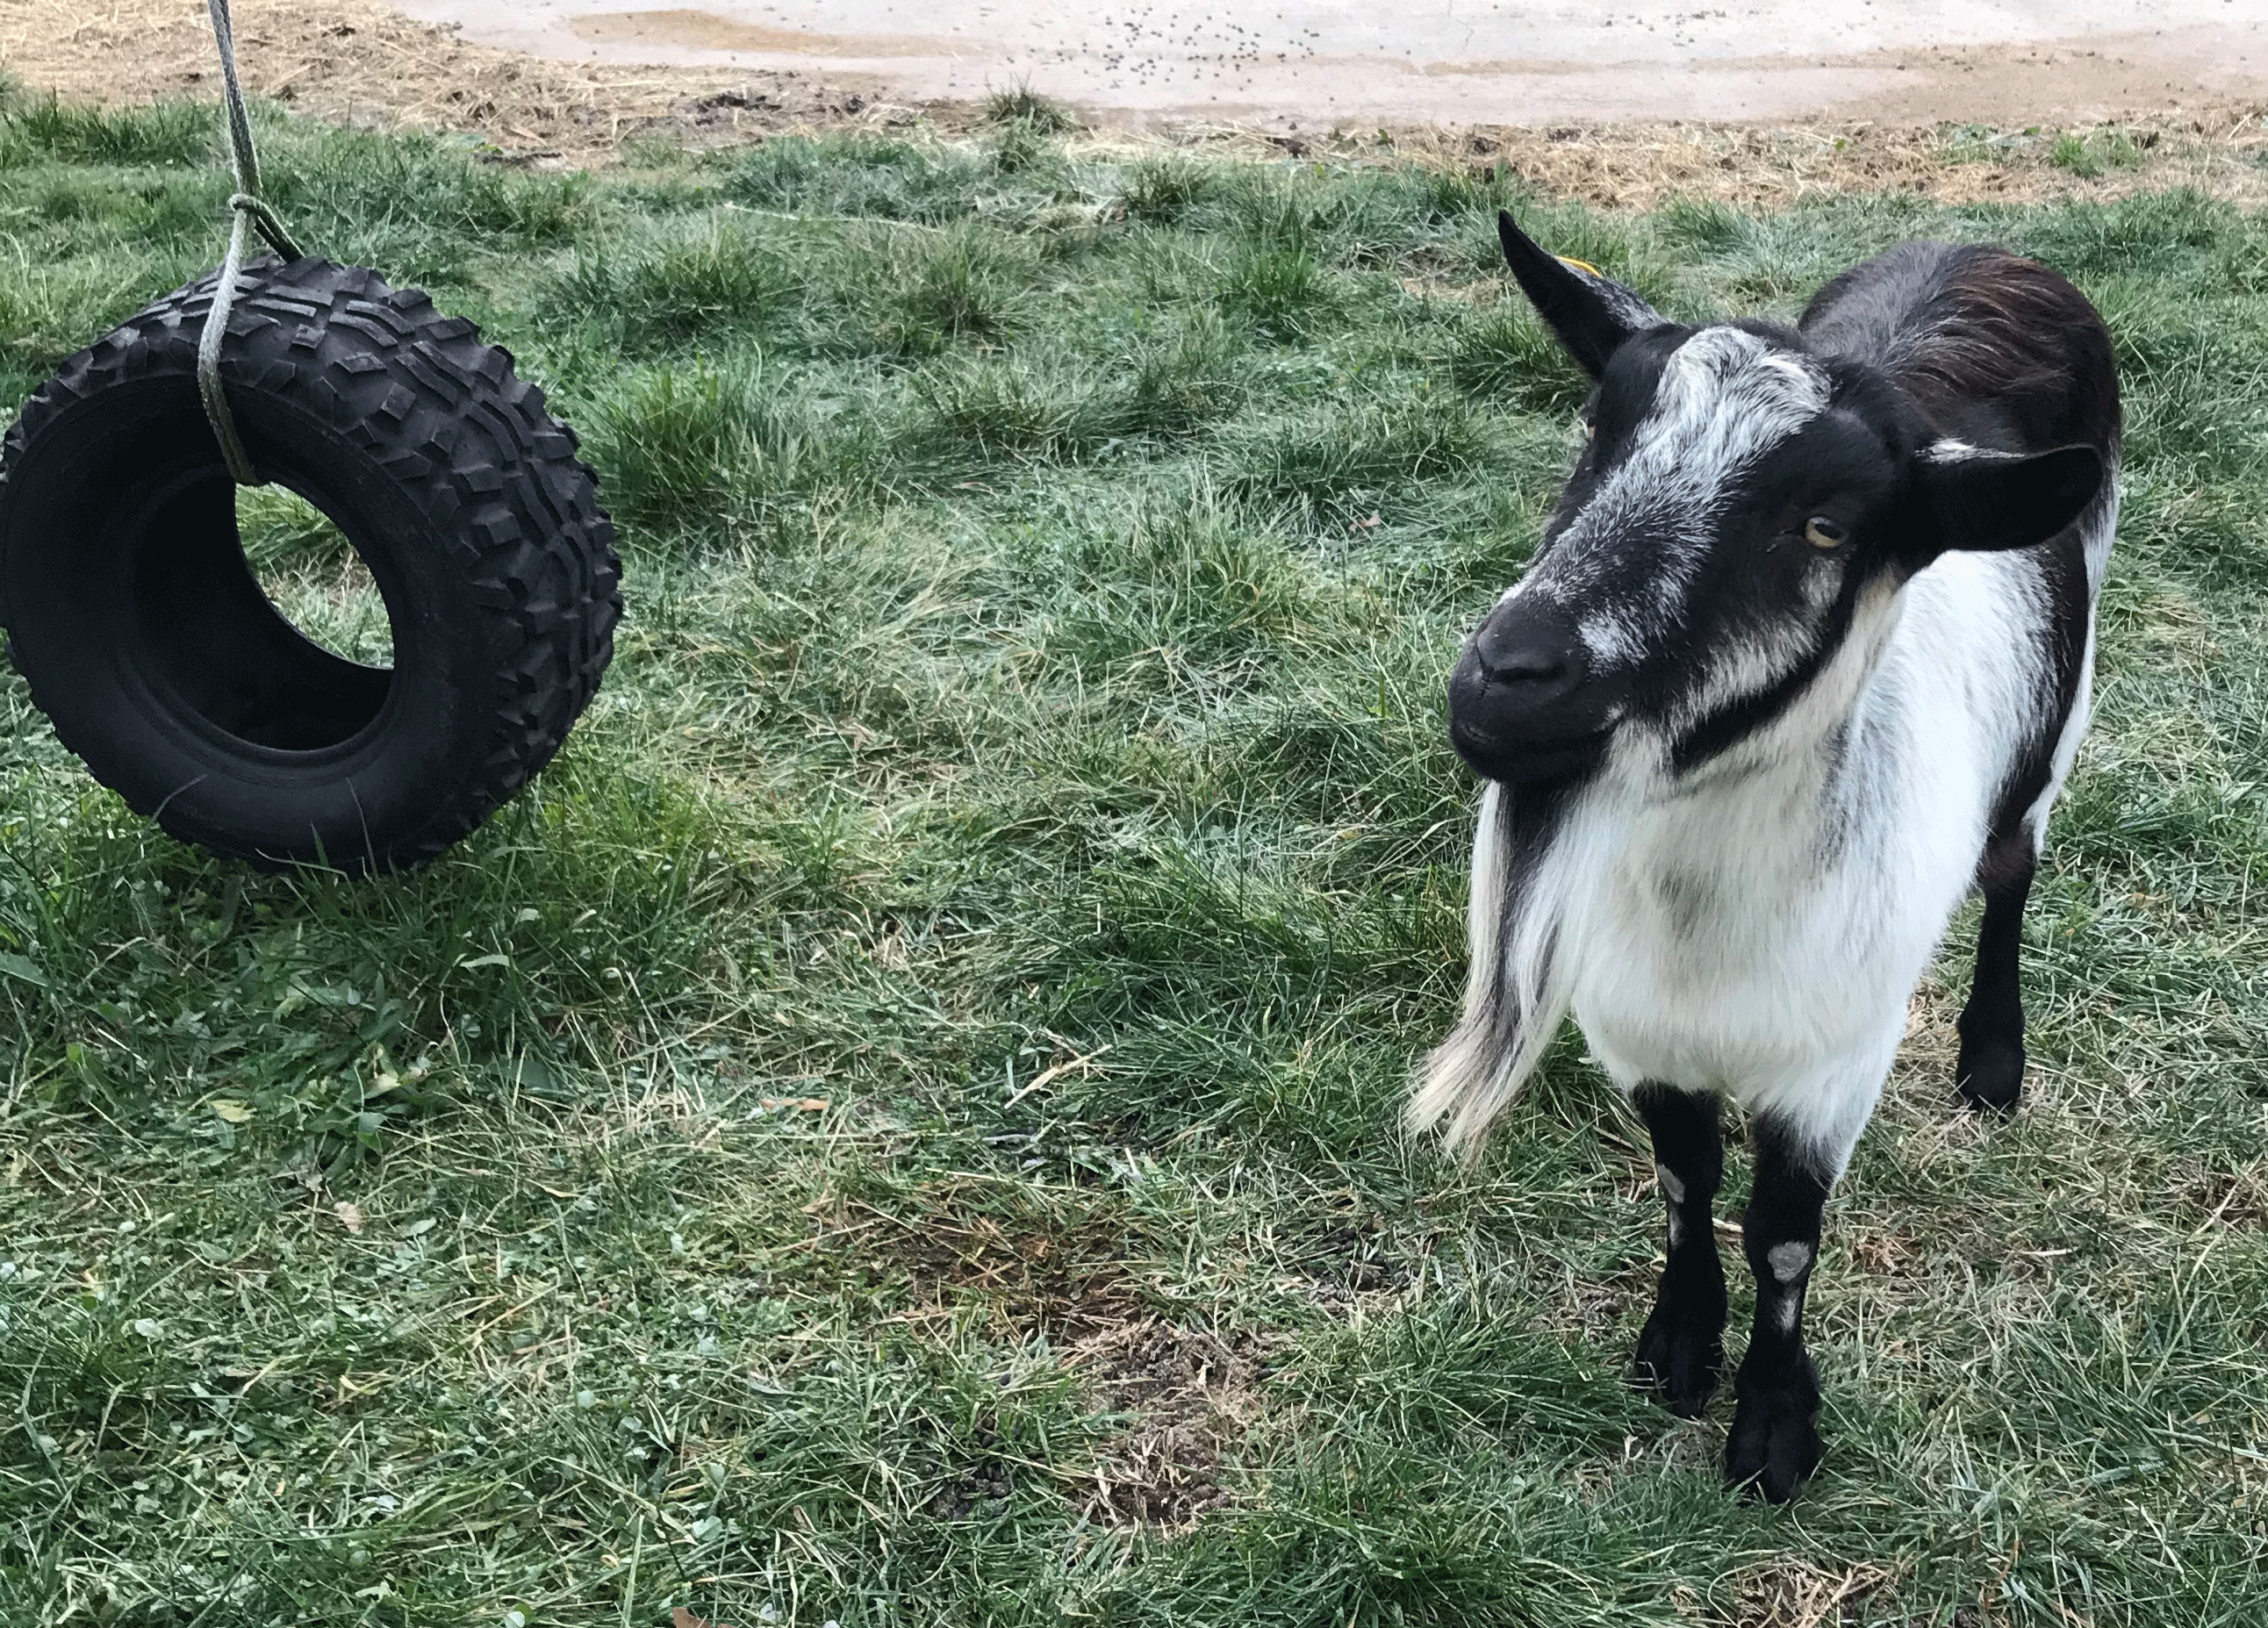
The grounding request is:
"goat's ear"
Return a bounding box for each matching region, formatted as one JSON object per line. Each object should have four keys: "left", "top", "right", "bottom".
{"left": 1496, "top": 209, "right": 1662, "bottom": 378}
{"left": 1912, "top": 441, "right": 2105, "bottom": 556}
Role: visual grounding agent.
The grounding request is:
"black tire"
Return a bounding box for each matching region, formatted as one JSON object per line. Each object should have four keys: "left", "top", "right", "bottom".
{"left": 0, "top": 255, "right": 621, "bottom": 871}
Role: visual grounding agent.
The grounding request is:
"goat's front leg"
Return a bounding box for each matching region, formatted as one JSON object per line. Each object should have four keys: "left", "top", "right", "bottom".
{"left": 1725, "top": 1117, "right": 1832, "bottom": 1501}
{"left": 1630, "top": 1083, "right": 1726, "bottom": 1417}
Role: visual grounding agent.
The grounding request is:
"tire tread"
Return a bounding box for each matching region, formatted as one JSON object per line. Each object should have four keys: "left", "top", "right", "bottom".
{"left": 0, "top": 255, "right": 621, "bottom": 870}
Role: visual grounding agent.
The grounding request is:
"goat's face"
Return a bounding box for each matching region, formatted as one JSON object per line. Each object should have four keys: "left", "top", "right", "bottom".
{"left": 1449, "top": 214, "right": 2102, "bottom": 789}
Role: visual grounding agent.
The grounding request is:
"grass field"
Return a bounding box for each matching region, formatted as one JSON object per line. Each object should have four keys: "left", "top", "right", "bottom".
{"left": 4, "top": 84, "right": 2268, "bottom": 1628}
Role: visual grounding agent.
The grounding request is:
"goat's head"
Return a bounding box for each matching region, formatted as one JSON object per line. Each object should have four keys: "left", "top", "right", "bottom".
{"left": 1448, "top": 212, "right": 2104, "bottom": 789}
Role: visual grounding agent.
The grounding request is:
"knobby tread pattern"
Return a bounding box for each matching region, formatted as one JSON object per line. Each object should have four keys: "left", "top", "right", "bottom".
{"left": 0, "top": 256, "right": 621, "bottom": 869}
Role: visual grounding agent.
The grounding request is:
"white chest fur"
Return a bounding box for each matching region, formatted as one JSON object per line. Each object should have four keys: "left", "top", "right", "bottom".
{"left": 1546, "top": 545, "right": 2078, "bottom": 1160}
{"left": 1559, "top": 753, "right": 1976, "bottom": 1156}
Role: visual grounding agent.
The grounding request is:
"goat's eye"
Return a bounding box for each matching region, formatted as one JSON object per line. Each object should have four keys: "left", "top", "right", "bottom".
{"left": 1804, "top": 517, "right": 1848, "bottom": 549}
{"left": 1582, "top": 417, "right": 1596, "bottom": 441}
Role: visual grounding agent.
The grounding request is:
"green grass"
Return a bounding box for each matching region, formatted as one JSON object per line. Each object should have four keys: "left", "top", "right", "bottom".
{"left": 2049, "top": 129, "right": 2149, "bottom": 182}
{"left": 5, "top": 97, "right": 2268, "bottom": 1628}
{"left": 981, "top": 86, "right": 1078, "bottom": 137}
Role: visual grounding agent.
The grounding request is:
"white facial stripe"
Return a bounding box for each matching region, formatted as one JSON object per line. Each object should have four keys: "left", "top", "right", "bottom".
{"left": 1530, "top": 328, "right": 1831, "bottom": 668}
{"left": 1656, "top": 1163, "right": 1687, "bottom": 1205}
{"left": 1580, "top": 610, "right": 1643, "bottom": 666}
{"left": 1668, "top": 570, "right": 1904, "bottom": 769}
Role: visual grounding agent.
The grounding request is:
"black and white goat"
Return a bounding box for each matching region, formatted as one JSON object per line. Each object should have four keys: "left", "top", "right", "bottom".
{"left": 1416, "top": 215, "right": 2118, "bottom": 1502}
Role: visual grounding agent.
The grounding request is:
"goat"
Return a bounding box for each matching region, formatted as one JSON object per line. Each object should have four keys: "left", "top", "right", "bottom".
{"left": 1413, "top": 213, "right": 2119, "bottom": 1502}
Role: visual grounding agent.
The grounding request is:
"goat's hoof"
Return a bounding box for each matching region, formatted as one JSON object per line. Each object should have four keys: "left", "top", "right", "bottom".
{"left": 1955, "top": 1038, "right": 2025, "bottom": 1115}
{"left": 1631, "top": 1300, "right": 1725, "bottom": 1418}
{"left": 1724, "top": 1374, "right": 1822, "bottom": 1503}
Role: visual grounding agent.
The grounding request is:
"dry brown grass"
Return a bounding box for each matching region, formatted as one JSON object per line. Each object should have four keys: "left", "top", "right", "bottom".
{"left": 1375, "top": 111, "right": 2268, "bottom": 211}
{"left": 1065, "top": 1319, "right": 1272, "bottom": 1531}
{"left": 1710, "top": 1557, "right": 1900, "bottom": 1628}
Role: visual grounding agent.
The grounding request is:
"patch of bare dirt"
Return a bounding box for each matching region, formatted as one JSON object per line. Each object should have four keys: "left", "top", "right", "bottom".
{"left": 396, "top": 2, "right": 2268, "bottom": 133}
{"left": 1065, "top": 1317, "right": 1271, "bottom": 1530}
{"left": 808, "top": 1188, "right": 1148, "bottom": 1339}
{"left": 803, "top": 1186, "right": 1272, "bottom": 1530}
{"left": 0, "top": 0, "right": 910, "bottom": 167}
{"left": 568, "top": 9, "right": 951, "bottom": 62}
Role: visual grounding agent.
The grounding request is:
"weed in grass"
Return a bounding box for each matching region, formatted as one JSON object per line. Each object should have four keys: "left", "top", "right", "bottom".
{"left": 880, "top": 222, "right": 1033, "bottom": 355}
{"left": 1208, "top": 167, "right": 1365, "bottom": 257}
{"left": 1121, "top": 155, "right": 1220, "bottom": 226}
{"left": 1449, "top": 299, "right": 1590, "bottom": 413}
{"left": 544, "top": 224, "right": 806, "bottom": 355}
{"left": 1654, "top": 193, "right": 1753, "bottom": 255}
{"left": 1218, "top": 237, "right": 1337, "bottom": 342}
{"left": 9, "top": 106, "right": 2268, "bottom": 1628}
{"left": 990, "top": 117, "right": 1067, "bottom": 183}
{"left": 911, "top": 352, "right": 1119, "bottom": 463}
{"left": 585, "top": 360, "right": 814, "bottom": 540}
{"left": 982, "top": 83, "right": 1078, "bottom": 135}
{"left": 2013, "top": 186, "right": 2237, "bottom": 276}
{"left": 2051, "top": 128, "right": 2148, "bottom": 180}
{"left": 726, "top": 131, "right": 994, "bottom": 225}
{"left": 212, "top": 121, "right": 602, "bottom": 291}
{"left": 1044, "top": 487, "right": 1322, "bottom": 676}
{"left": 618, "top": 133, "right": 697, "bottom": 172}
{"left": 1123, "top": 310, "right": 1245, "bottom": 440}
{"left": 1387, "top": 161, "right": 1524, "bottom": 229}
{"left": 1223, "top": 398, "right": 1488, "bottom": 520}
{"left": 908, "top": 315, "right": 1242, "bottom": 469}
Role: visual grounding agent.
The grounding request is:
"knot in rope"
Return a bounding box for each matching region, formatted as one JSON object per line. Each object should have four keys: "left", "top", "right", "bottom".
{"left": 197, "top": 0, "right": 307, "bottom": 488}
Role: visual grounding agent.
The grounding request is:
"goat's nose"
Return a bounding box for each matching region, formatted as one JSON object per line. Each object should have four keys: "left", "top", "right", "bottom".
{"left": 1474, "top": 623, "right": 1575, "bottom": 690}
{"left": 1448, "top": 603, "right": 1608, "bottom": 784}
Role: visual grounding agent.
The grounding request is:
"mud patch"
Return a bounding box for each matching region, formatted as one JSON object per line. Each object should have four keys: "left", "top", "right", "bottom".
{"left": 1066, "top": 1318, "right": 1271, "bottom": 1529}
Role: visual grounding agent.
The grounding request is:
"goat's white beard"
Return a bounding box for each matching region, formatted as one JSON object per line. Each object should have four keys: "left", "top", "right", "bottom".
{"left": 1408, "top": 778, "right": 1583, "bottom": 1160}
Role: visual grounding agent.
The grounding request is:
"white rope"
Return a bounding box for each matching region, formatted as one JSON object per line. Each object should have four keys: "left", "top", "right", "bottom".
{"left": 197, "top": 0, "right": 305, "bottom": 488}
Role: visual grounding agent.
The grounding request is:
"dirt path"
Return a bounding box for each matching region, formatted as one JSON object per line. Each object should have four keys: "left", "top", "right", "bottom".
{"left": 398, "top": 0, "right": 2268, "bottom": 130}
{"left": 3, "top": 0, "right": 2264, "bottom": 208}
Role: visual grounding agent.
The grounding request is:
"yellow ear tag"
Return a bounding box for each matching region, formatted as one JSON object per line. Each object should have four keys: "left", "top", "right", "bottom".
{"left": 1556, "top": 255, "right": 1604, "bottom": 277}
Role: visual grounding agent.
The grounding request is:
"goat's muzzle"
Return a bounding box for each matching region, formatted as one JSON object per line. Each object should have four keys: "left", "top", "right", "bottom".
{"left": 1447, "top": 600, "right": 1614, "bottom": 785}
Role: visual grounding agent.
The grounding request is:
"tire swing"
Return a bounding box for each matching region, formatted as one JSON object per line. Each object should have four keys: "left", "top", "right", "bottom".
{"left": 0, "top": 1, "right": 621, "bottom": 872}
